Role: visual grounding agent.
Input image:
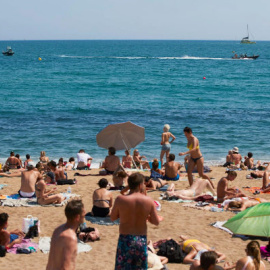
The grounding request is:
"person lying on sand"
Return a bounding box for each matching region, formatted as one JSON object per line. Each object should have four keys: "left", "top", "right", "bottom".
{"left": 224, "top": 198, "right": 269, "bottom": 211}
{"left": 217, "top": 171, "right": 246, "bottom": 202}
{"left": 0, "top": 212, "right": 25, "bottom": 249}
{"left": 35, "top": 176, "right": 64, "bottom": 205}
{"left": 91, "top": 178, "right": 113, "bottom": 217}
{"left": 179, "top": 235, "right": 226, "bottom": 265}
{"left": 145, "top": 176, "right": 168, "bottom": 190}
{"left": 164, "top": 178, "right": 216, "bottom": 200}
{"left": 77, "top": 226, "right": 100, "bottom": 242}
{"left": 190, "top": 251, "right": 224, "bottom": 270}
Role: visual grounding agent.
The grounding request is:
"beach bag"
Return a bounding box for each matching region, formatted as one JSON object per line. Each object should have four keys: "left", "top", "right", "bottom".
{"left": 22, "top": 215, "right": 40, "bottom": 234}
{"left": 57, "top": 179, "right": 76, "bottom": 185}
{"left": 0, "top": 246, "right": 6, "bottom": 257}
{"left": 157, "top": 239, "right": 185, "bottom": 263}
{"left": 194, "top": 194, "right": 214, "bottom": 202}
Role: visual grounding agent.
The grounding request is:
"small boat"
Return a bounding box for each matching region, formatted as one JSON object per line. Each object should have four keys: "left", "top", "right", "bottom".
{"left": 232, "top": 54, "right": 259, "bottom": 60}
{"left": 2, "top": 46, "right": 14, "bottom": 56}
{"left": 241, "top": 25, "right": 256, "bottom": 44}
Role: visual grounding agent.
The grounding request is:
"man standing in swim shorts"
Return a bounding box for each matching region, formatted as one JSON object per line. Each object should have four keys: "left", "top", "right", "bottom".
{"left": 46, "top": 199, "right": 85, "bottom": 270}
{"left": 111, "top": 173, "right": 160, "bottom": 270}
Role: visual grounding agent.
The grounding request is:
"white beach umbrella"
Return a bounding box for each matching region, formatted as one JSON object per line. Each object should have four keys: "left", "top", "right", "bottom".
{"left": 96, "top": 121, "right": 145, "bottom": 151}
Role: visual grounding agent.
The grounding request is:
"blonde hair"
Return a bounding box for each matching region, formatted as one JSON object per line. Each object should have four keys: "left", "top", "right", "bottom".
{"left": 40, "top": 151, "right": 46, "bottom": 157}
{"left": 163, "top": 124, "right": 170, "bottom": 132}
{"left": 228, "top": 201, "right": 242, "bottom": 208}
{"left": 246, "top": 241, "right": 261, "bottom": 270}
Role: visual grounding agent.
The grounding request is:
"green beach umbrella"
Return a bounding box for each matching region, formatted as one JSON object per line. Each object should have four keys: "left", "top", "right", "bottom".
{"left": 223, "top": 202, "right": 270, "bottom": 237}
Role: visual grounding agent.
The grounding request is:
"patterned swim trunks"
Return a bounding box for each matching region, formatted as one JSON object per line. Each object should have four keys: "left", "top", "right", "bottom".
{"left": 115, "top": 234, "right": 147, "bottom": 270}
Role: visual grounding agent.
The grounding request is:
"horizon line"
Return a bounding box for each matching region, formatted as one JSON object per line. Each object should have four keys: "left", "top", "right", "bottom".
{"left": 0, "top": 39, "right": 269, "bottom": 42}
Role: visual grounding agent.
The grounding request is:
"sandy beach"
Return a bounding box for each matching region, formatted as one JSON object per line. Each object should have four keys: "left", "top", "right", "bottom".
{"left": 0, "top": 167, "right": 269, "bottom": 270}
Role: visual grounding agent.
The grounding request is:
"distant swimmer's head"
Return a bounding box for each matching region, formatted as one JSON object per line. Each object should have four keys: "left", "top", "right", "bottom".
{"left": 98, "top": 178, "right": 108, "bottom": 188}
{"left": 168, "top": 153, "right": 175, "bottom": 161}
{"left": 128, "top": 173, "right": 145, "bottom": 191}
{"left": 163, "top": 124, "right": 170, "bottom": 132}
{"left": 108, "top": 147, "right": 116, "bottom": 155}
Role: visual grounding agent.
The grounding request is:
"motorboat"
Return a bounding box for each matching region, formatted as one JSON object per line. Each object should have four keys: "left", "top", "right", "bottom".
{"left": 2, "top": 46, "right": 14, "bottom": 56}
{"left": 241, "top": 25, "right": 256, "bottom": 44}
{"left": 232, "top": 54, "right": 259, "bottom": 60}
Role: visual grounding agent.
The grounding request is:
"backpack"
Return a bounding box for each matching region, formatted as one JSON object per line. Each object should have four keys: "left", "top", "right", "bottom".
{"left": 156, "top": 239, "right": 185, "bottom": 263}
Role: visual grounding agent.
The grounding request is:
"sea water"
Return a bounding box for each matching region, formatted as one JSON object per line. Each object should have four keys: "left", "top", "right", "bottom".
{"left": 0, "top": 40, "right": 270, "bottom": 166}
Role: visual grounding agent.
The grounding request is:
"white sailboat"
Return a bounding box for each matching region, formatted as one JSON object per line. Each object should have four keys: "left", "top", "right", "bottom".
{"left": 241, "top": 25, "right": 256, "bottom": 44}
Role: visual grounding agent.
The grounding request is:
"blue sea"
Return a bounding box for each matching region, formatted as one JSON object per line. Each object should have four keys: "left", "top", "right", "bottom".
{"left": 1, "top": 40, "right": 270, "bottom": 166}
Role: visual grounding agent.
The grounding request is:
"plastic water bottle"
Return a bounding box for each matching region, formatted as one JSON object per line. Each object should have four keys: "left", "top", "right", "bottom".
{"left": 67, "top": 186, "right": 72, "bottom": 194}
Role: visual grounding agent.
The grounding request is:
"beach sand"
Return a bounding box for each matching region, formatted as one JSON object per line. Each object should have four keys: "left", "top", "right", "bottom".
{"left": 0, "top": 167, "right": 269, "bottom": 270}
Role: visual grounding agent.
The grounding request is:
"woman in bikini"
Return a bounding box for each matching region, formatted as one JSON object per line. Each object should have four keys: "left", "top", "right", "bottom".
{"left": 91, "top": 178, "right": 113, "bottom": 217}
{"left": 235, "top": 241, "right": 265, "bottom": 270}
{"left": 122, "top": 150, "right": 133, "bottom": 168}
{"left": 179, "top": 127, "right": 214, "bottom": 188}
{"left": 160, "top": 124, "right": 176, "bottom": 166}
{"left": 35, "top": 177, "right": 64, "bottom": 205}
{"left": 179, "top": 235, "right": 225, "bottom": 265}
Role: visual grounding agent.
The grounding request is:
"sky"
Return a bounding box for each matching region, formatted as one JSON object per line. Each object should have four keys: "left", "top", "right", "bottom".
{"left": 0, "top": 0, "right": 269, "bottom": 41}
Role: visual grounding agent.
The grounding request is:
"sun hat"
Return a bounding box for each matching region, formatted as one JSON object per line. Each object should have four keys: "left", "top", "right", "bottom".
{"left": 232, "top": 147, "right": 239, "bottom": 153}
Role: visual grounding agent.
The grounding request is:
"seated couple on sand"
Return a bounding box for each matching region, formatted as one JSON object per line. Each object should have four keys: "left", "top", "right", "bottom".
{"left": 164, "top": 178, "right": 215, "bottom": 200}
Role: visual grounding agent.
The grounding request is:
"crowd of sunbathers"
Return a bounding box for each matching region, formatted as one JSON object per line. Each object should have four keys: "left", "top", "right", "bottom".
{"left": 0, "top": 125, "right": 269, "bottom": 269}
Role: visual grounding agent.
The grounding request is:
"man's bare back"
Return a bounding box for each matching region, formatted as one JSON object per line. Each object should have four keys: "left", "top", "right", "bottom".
{"left": 46, "top": 224, "right": 77, "bottom": 270}
{"left": 165, "top": 161, "right": 180, "bottom": 178}
{"left": 21, "top": 170, "right": 42, "bottom": 193}
{"left": 232, "top": 153, "right": 242, "bottom": 165}
{"left": 111, "top": 192, "right": 159, "bottom": 235}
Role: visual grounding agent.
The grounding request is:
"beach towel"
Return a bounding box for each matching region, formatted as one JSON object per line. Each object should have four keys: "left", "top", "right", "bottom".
{"left": 85, "top": 215, "right": 119, "bottom": 226}
{"left": 0, "top": 193, "right": 80, "bottom": 207}
{"left": 159, "top": 196, "right": 193, "bottom": 203}
{"left": 243, "top": 187, "right": 270, "bottom": 194}
{"left": 7, "top": 239, "right": 39, "bottom": 254}
{"left": 39, "top": 237, "right": 92, "bottom": 254}
{"left": 0, "top": 184, "right": 7, "bottom": 190}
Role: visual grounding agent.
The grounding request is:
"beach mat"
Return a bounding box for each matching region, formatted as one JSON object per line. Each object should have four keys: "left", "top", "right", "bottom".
{"left": 7, "top": 239, "right": 39, "bottom": 254}
{"left": 39, "top": 237, "right": 92, "bottom": 254}
{"left": 0, "top": 193, "right": 80, "bottom": 207}
{"left": 243, "top": 187, "right": 270, "bottom": 194}
{"left": 85, "top": 214, "right": 119, "bottom": 226}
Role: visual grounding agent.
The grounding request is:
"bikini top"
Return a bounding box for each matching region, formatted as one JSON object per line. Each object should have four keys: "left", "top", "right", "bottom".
{"left": 182, "top": 239, "right": 201, "bottom": 251}
{"left": 187, "top": 143, "right": 199, "bottom": 150}
{"left": 242, "top": 256, "right": 264, "bottom": 270}
{"left": 94, "top": 199, "right": 110, "bottom": 205}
